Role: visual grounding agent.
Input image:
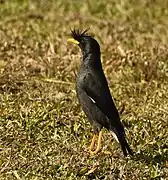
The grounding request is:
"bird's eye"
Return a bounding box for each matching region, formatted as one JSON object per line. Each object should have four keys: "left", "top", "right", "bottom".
{"left": 81, "top": 39, "right": 85, "bottom": 44}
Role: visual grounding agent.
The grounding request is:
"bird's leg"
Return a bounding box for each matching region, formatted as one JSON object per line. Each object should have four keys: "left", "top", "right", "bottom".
{"left": 89, "top": 131, "right": 102, "bottom": 155}
{"left": 93, "top": 130, "right": 102, "bottom": 154}
{"left": 89, "top": 133, "right": 97, "bottom": 153}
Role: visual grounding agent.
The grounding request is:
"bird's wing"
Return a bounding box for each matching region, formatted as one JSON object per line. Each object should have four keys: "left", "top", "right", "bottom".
{"left": 83, "top": 72, "right": 120, "bottom": 121}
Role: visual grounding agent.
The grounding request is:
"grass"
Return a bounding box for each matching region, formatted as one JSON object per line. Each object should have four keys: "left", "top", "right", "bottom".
{"left": 0, "top": 0, "right": 168, "bottom": 179}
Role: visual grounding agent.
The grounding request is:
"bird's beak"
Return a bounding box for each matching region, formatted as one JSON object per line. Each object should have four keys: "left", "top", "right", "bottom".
{"left": 67, "top": 38, "right": 79, "bottom": 45}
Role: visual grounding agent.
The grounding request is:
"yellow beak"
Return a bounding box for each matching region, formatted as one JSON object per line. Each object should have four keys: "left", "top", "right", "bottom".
{"left": 67, "top": 38, "right": 79, "bottom": 45}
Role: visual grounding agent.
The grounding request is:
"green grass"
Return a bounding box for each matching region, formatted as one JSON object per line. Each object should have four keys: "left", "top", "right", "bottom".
{"left": 0, "top": 0, "right": 168, "bottom": 179}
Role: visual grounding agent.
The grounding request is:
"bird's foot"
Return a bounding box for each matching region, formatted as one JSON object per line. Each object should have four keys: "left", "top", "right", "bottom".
{"left": 89, "top": 131, "right": 102, "bottom": 155}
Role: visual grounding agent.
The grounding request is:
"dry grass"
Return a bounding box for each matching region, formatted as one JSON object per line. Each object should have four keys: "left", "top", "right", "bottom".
{"left": 0, "top": 0, "right": 168, "bottom": 179}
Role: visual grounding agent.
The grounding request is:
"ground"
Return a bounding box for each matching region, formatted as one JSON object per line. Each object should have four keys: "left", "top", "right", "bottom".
{"left": 0, "top": 0, "right": 167, "bottom": 179}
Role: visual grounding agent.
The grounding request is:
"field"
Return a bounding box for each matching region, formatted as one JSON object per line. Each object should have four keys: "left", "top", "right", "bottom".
{"left": 0, "top": 0, "right": 168, "bottom": 179}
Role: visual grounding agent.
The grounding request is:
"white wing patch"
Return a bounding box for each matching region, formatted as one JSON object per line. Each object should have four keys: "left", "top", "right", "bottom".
{"left": 88, "top": 96, "right": 96, "bottom": 103}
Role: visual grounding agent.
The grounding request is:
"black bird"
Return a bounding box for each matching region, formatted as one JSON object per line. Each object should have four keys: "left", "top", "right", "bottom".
{"left": 67, "top": 29, "right": 133, "bottom": 156}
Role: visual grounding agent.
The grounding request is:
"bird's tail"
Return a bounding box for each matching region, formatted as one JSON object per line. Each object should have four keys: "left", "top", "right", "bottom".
{"left": 110, "top": 127, "right": 133, "bottom": 156}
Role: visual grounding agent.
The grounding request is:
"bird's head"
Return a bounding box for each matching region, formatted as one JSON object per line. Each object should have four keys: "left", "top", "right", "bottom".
{"left": 67, "top": 29, "right": 100, "bottom": 56}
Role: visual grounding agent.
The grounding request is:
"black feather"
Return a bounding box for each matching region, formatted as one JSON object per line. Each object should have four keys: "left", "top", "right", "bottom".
{"left": 111, "top": 127, "right": 134, "bottom": 156}
{"left": 70, "top": 28, "right": 89, "bottom": 41}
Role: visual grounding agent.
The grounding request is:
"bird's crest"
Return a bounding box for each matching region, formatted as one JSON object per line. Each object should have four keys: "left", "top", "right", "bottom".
{"left": 70, "top": 28, "right": 89, "bottom": 41}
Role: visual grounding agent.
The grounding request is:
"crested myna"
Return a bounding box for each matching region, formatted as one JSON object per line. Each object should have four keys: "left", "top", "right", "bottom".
{"left": 67, "top": 29, "right": 133, "bottom": 156}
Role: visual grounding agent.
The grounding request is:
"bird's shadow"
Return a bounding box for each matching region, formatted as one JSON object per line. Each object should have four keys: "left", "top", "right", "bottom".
{"left": 132, "top": 150, "right": 167, "bottom": 166}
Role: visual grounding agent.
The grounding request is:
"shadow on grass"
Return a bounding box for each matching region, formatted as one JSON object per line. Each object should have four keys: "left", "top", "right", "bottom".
{"left": 133, "top": 149, "right": 167, "bottom": 166}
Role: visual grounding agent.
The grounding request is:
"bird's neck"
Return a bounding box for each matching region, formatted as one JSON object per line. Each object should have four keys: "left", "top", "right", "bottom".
{"left": 82, "top": 52, "right": 102, "bottom": 69}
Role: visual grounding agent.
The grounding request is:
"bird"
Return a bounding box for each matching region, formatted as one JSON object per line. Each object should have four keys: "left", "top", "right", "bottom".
{"left": 67, "top": 29, "right": 133, "bottom": 156}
